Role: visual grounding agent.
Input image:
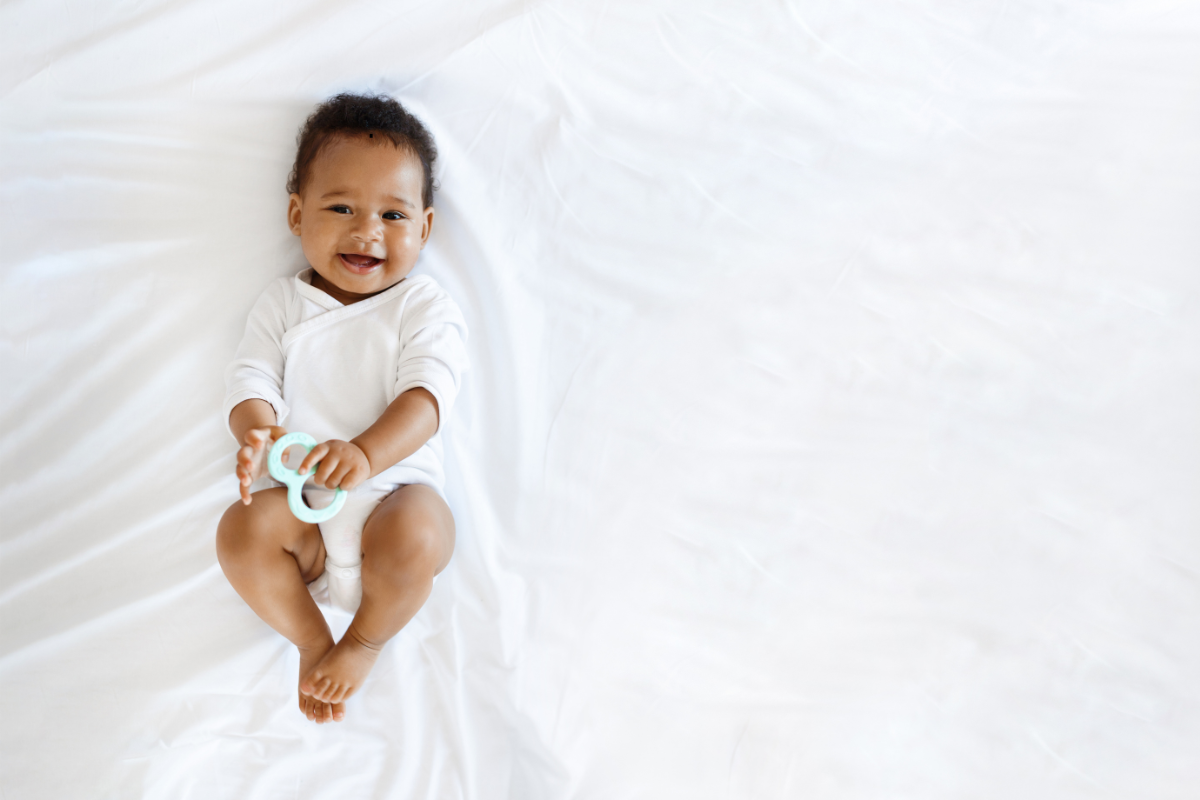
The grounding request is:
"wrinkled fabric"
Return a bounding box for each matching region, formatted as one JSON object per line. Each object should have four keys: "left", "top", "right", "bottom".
{"left": 2, "top": 1, "right": 1199, "bottom": 798}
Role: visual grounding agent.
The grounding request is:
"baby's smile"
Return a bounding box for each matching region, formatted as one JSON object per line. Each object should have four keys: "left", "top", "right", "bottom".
{"left": 287, "top": 135, "right": 433, "bottom": 306}
{"left": 339, "top": 253, "right": 384, "bottom": 273}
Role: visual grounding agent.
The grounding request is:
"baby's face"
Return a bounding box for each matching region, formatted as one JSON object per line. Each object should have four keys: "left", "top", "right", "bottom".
{"left": 287, "top": 136, "right": 432, "bottom": 303}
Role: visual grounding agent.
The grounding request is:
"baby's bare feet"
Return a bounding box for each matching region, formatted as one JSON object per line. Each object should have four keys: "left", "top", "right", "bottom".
{"left": 299, "top": 626, "right": 382, "bottom": 705}
{"left": 297, "top": 638, "right": 342, "bottom": 723}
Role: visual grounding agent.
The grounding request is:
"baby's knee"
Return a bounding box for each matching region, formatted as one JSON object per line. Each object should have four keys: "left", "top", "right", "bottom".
{"left": 366, "top": 521, "right": 442, "bottom": 579}
{"left": 216, "top": 493, "right": 286, "bottom": 558}
{"left": 216, "top": 501, "right": 254, "bottom": 564}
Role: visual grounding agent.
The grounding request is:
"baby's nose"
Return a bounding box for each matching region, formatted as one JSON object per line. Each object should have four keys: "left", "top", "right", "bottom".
{"left": 351, "top": 217, "right": 383, "bottom": 241}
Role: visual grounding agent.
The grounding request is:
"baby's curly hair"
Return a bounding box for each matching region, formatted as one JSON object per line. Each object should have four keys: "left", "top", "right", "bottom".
{"left": 287, "top": 93, "right": 439, "bottom": 208}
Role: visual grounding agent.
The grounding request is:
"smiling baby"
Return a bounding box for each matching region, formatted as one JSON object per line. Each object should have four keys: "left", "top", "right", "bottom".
{"left": 216, "top": 94, "right": 468, "bottom": 724}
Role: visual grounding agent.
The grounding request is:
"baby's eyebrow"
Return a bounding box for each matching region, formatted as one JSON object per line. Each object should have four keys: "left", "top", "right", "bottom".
{"left": 319, "top": 190, "right": 415, "bottom": 210}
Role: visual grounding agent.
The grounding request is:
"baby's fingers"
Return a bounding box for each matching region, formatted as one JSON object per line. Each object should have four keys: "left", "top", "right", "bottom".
{"left": 298, "top": 443, "right": 328, "bottom": 476}
{"left": 235, "top": 460, "right": 257, "bottom": 504}
{"left": 236, "top": 449, "right": 258, "bottom": 504}
{"left": 244, "top": 428, "right": 272, "bottom": 449}
{"left": 313, "top": 453, "right": 342, "bottom": 488}
{"left": 337, "top": 466, "right": 368, "bottom": 492}
{"left": 324, "top": 461, "right": 357, "bottom": 491}
{"left": 237, "top": 443, "right": 257, "bottom": 468}
{"left": 238, "top": 446, "right": 265, "bottom": 480}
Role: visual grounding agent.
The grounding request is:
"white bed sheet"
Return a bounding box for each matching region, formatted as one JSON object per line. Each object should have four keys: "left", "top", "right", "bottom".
{"left": 2, "top": 1, "right": 1199, "bottom": 797}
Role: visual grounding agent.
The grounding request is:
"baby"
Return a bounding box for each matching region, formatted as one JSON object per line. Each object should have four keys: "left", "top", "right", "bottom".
{"left": 216, "top": 94, "right": 467, "bottom": 724}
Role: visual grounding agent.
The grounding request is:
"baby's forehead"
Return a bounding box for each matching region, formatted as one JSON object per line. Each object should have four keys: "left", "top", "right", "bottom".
{"left": 312, "top": 133, "right": 418, "bottom": 168}
{"left": 305, "top": 135, "right": 424, "bottom": 192}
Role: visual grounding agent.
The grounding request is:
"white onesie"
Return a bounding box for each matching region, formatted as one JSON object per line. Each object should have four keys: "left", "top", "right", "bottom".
{"left": 223, "top": 268, "right": 468, "bottom": 611}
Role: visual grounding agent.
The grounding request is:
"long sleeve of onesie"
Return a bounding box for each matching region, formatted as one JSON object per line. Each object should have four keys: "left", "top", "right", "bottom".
{"left": 223, "top": 278, "right": 290, "bottom": 434}
{"left": 394, "top": 294, "right": 469, "bottom": 435}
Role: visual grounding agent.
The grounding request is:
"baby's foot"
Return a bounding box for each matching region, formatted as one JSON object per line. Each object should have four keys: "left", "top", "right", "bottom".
{"left": 297, "top": 638, "right": 343, "bottom": 723}
{"left": 299, "top": 626, "right": 382, "bottom": 705}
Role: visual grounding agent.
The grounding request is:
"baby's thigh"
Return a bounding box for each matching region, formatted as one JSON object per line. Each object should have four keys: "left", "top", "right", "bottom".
{"left": 217, "top": 487, "right": 325, "bottom": 579}
{"left": 361, "top": 485, "right": 456, "bottom": 576}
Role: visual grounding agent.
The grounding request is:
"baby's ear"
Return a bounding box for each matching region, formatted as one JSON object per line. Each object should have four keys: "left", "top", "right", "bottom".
{"left": 287, "top": 193, "right": 303, "bottom": 234}
{"left": 421, "top": 206, "right": 434, "bottom": 246}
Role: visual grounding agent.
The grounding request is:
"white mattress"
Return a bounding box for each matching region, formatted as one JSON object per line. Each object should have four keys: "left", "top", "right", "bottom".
{"left": 2, "top": 1, "right": 1198, "bottom": 797}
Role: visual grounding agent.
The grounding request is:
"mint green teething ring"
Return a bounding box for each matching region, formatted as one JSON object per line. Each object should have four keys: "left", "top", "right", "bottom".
{"left": 268, "top": 432, "right": 347, "bottom": 524}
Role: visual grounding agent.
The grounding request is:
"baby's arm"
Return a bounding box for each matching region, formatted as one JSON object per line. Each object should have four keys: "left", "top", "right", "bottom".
{"left": 230, "top": 398, "right": 288, "bottom": 505}
{"left": 298, "top": 284, "right": 466, "bottom": 493}
{"left": 296, "top": 388, "right": 439, "bottom": 491}
{"left": 224, "top": 278, "right": 293, "bottom": 504}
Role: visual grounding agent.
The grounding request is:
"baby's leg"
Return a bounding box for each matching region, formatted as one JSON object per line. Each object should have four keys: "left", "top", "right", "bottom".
{"left": 301, "top": 484, "right": 454, "bottom": 705}
{"left": 216, "top": 487, "right": 341, "bottom": 723}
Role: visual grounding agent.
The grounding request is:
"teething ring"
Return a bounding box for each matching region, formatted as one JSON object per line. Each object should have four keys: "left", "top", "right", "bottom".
{"left": 267, "top": 432, "right": 347, "bottom": 523}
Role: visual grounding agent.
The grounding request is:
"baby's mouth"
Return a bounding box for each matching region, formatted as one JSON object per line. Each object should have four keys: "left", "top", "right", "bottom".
{"left": 338, "top": 253, "right": 383, "bottom": 273}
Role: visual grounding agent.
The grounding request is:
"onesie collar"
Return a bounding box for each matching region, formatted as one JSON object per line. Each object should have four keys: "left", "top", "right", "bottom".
{"left": 282, "top": 268, "right": 432, "bottom": 352}
{"left": 293, "top": 267, "right": 418, "bottom": 311}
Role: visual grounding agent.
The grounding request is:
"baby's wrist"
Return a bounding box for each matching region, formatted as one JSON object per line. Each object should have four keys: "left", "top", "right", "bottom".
{"left": 348, "top": 437, "right": 376, "bottom": 474}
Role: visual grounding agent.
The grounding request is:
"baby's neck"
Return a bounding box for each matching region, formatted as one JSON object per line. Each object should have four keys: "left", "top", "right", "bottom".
{"left": 309, "top": 271, "right": 399, "bottom": 306}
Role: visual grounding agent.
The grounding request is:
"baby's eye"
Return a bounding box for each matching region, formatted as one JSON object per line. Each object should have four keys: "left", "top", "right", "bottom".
{"left": 328, "top": 205, "right": 351, "bottom": 214}
{"left": 382, "top": 211, "right": 404, "bottom": 221}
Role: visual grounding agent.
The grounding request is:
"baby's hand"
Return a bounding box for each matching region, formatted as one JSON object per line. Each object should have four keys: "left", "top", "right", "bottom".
{"left": 236, "top": 426, "right": 288, "bottom": 505}
{"left": 298, "top": 440, "right": 370, "bottom": 492}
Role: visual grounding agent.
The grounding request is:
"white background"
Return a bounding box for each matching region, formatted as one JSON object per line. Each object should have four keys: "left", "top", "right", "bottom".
{"left": 2, "top": 1, "right": 1198, "bottom": 797}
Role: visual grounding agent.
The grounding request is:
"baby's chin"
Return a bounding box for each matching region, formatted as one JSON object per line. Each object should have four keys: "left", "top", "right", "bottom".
{"left": 311, "top": 262, "right": 412, "bottom": 302}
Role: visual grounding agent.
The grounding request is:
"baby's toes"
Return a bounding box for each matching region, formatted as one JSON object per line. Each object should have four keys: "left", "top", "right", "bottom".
{"left": 314, "top": 679, "right": 338, "bottom": 702}
{"left": 300, "top": 673, "right": 324, "bottom": 697}
{"left": 331, "top": 701, "right": 345, "bottom": 722}
{"left": 329, "top": 680, "right": 352, "bottom": 703}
